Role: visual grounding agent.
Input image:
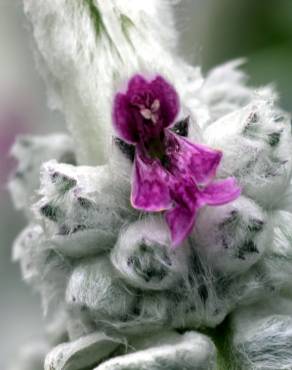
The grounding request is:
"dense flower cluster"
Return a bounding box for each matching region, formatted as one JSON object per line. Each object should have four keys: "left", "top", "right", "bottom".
{"left": 113, "top": 74, "right": 240, "bottom": 246}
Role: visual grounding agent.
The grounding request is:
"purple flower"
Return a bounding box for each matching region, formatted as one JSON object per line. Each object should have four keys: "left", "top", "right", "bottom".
{"left": 113, "top": 74, "right": 241, "bottom": 247}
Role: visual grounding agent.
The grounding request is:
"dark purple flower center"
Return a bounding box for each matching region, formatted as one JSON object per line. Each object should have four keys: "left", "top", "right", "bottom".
{"left": 131, "top": 93, "right": 161, "bottom": 129}
{"left": 131, "top": 92, "right": 159, "bottom": 120}
{"left": 129, "top": 92, "right": 169, "bottom": 162}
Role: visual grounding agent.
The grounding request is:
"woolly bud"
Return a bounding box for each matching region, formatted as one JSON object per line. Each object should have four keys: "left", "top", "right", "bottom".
{"left": 66, "top": 256, "right": 135, "bottom": 323}
{"left": 13, "top": 223, "right": 45, "bottom": 283}
{"left": 261, "top": 210, "right": 292, "bottom": 292}
{"left": 44, "top": 332, "right": 122, "bottom": 370}
{"left": 8, "top": 133, "right": 75, "bottom": 216}
{"left": 13, "top": 222, "right": 71, "bottom": 314}
{"left": 193, "top": 196, "right": 271, "bottom": 274}
{"left": 199, "top": 59, "right": 252, "bottom": 123}
{"left": 232, "top": 300, "right": 292, "bottom": 370}
{"left": 111, "top": 217, "right": 190, "bottom": 290}
{"left": 35, "top": 160, "right": 135, "bottom": 257}
{"left": 204, "top": 94, "right": 292, "bottom": 209}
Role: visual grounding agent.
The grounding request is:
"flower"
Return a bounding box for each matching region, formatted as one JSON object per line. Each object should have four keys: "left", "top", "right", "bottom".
{"left": 113, "top": 74, "right": 241, "bottom": 247}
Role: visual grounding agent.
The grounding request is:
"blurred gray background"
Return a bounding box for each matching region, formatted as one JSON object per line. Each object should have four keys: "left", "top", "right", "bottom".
{"left": 1, "top": 0, "right": 292, "bottom": 368}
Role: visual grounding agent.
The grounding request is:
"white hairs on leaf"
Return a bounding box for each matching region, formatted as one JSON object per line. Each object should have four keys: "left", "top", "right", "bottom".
{"left": 193, "top": 196, "right": 271, "bottom": 274}
{"left": 44, "top": 332, "right": 123, "bottom": 370}
{"left": 199, "top": 59, "right": 252, "bottom": 124}
{"left": 23, "top": 0, "right": 202, "bottom": 165}
{"left": 12, "top": 223, "right": 70, "bottom": 315}
{"left": 95, "top": 331, "right": 217, "bottom": 370}
{"left": 35, "top": 160, "right": 135, "bottom": 258}
{"left": 232, "top": 300, "right": 292, "bottom": 369}
{"left": 204, "top": 92, "right": 292, "bottom": 209}
{"left": 111, "top": 216, "right": 190, "bottom": 290}
{"left": 8, "top": 133, "right": 75, "bottom": 216}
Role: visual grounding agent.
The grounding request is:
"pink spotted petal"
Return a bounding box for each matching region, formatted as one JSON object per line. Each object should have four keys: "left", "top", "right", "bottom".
{"left": 165, "top": 181, "right": 199, "bottom": 247}
{"left": 177, "top": 136, "right": 223, "bottom": 185}
{"left": 131, "top": 153, "right": 172, "bottom": 212}
{"left": 150, "top": 76, "right": 179, "bottom": 128}
{"left": 165, "top": 204, "right": 198, "bottom": 248}
{"left": 113, "top": 93, "right": 138, "bottom": 144}
{"left": 198, "top": 177, "right": 241, "bottom": 206}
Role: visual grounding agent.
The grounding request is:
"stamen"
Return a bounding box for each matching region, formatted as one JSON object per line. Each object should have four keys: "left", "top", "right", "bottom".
{"left": 151, "top": 99, "right": 160, "bottom": 112}
{"left": 140, "top": 108, "right": 152, "bottom": 120}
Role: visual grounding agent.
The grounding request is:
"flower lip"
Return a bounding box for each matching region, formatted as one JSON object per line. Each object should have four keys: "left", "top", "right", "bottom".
{"left": 112, "top": 73, "right": 241, "bottom": 247}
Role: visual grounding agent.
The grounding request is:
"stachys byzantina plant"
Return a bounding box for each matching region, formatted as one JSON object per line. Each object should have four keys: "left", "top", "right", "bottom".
{"left": 8, "top": 1, "right": 292, "bottom": 370}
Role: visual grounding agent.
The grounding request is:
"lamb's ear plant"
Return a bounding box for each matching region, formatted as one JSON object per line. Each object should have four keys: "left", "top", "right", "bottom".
{"left": 8, "top": 1, "right": 292, "bottom": 370}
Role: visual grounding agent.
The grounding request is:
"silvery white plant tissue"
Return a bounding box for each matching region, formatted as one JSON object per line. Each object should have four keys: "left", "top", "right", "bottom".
{"left": 8, "top": 1, "right": 292, "bottom": 370}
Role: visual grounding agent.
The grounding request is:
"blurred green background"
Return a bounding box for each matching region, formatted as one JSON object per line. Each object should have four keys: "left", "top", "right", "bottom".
{"left": 178, "top": 0, "right": 292, "bottom": 110}
{"left": 0, "top": 0, "right": 292, "bottom": 368}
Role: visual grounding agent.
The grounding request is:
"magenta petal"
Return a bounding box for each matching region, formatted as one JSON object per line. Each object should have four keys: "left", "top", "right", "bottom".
{"left": 150, "top": 76, "right": 179, "bottom": 128}
{"left": 113, "top": 93, "right": 138, "bottom": 144}
{"left": 131, "top": 153, "right": 172, "bottom": 212}
{"left": 166, "top": 204, "right": 198, "bottom": 248}
{"left": 177, "top": 136, "right": 222, "bottom": 185}
{"left": 198, "top": 177, "right": 241, "bottom": 206}
{"left": 128, "top": 74, "right": 149, "bottom": 92}
{"left": 165, "top": 180, "right": 199, "bottom": 247}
